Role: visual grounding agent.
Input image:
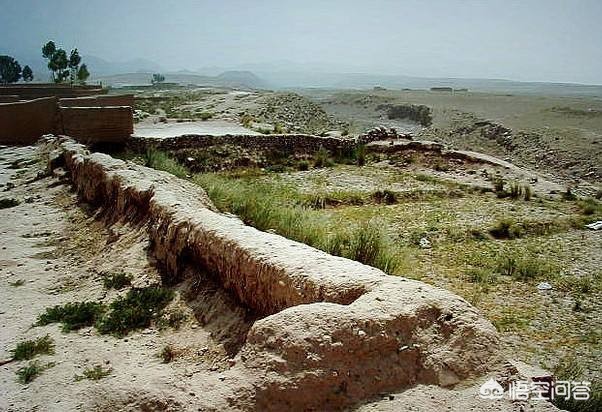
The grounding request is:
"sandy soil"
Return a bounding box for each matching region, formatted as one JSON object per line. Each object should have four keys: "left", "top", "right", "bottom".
{"left": 134, "top": 119, "right": 259, "bottom": 138}
{"left": 0, "top": 145, "right": 248, "bottom": 411}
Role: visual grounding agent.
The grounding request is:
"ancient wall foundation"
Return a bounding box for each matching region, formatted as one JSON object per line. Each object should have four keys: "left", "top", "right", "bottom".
{"left": 47, "top": 136, "right": 503, "bottom": 410}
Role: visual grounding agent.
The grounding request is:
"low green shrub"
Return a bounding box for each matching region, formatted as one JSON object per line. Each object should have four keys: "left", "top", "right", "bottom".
{"left": 102, "top": 272, "right": 132, "bottom": 290}
{"left": 96, "top": 287, "right": 174, "bottom": 336}
{"left": 37, "top": 302, "right": 105, "bottom": 332}
{"left": 16, "top": 361, "right": 55, "bottom": 384}
{"left": 75, "top": 365, "right": 112, "bottom": 381}
{"left": 0, "top": 198, "right": 20, "bottom": 209}
{"left": 489, "top": 218, "right": 523, "bottom": 239}
{"left": 552, "top": 357, "right": 602, "bottom": 412}
{"left": 10, "top": 335, "right": 55, "bottom": 361}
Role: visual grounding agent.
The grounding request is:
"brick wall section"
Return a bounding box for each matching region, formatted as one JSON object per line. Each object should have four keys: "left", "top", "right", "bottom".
{"left": 60, "top": 106, "right": 133, "bottom": 144}
{"left": 0, "top": 97, "right": 60, "bottom": 144}
{"left": 59, "top": 94, "right": 135, "bottom": 108}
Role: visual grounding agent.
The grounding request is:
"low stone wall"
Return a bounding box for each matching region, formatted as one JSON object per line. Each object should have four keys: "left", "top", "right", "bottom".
{"left": 128, "top": 133, "right": 356, "bottom": 154}
{"left": 59, "top": 94, "right": 135, "bottom": 108}
{"left": 60, "top": 106, "right": 133, "bottom": 144}
{"left": 49, "top": 136, "right": 502, "bottom": 410}
{"left": 0, "top": 97, "right": 60, "bottom": 144}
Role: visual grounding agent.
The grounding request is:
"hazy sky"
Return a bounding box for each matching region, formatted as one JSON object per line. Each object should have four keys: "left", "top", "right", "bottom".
{"left": 1, "top": 0, "right": 601, "bottom": 84}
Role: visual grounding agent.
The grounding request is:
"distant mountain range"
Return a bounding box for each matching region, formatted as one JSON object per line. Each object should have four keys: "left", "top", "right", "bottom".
{"left": 92, "top": 70, "right": 266, "bottom": 89}
{"left": 4, "top": 51, "right": 601, "bottom": 97}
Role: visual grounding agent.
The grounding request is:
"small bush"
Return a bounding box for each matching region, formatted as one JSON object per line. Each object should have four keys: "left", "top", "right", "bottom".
{"left": 489, "top": 218, "right": 523, "bottom": 239}
{"left": 198, "top": 111, "right": 213, "bottom": 121}
{"left": 37, "top": 302, "right": 105, "bottom": 332}
{"left": 241, "top": 113, "right": 254, "bottom": 127}
{"left": 552, "top": 357, "right": 602, "bottom": 412}
{"left": 0, "top": 198, "right": 20, "bottom": 209}
{"left": 492, "top": 176, "right": 505, "bottom": 194}
{"left": 75, "top": 365, "right": 112, "bottom": 381}
{"left": 11, "top": 335, "right": 55, "bottom": 361}
{"left": 297, "top": 160, "right": 310, "bottom": 171}
{"left": 508, "top": 182, "right": 523, "bottom": 199}
{"left": 102, "top": 272, "right": 132, "bottom": 290}
{"left": 577, "top": 198, "right": 601, "bottom": 216}
{"left": 562, "top": 187, "right": 577, "bottom": 201}
{"left": 313, "top": 147, "right": 333, "bottom": 168}
{"left": 523, "top": 185, "right": 532, "bottom": 201}
{"left": 371, "top": 190, "right": 397, "bottom": 205}
{"left": 160, "top": 345, "right": 176, "bottom": 363}
{"left": 495, "top": 252, "right": 552, "bottom": 281}
{"left": 96, "top": 287, "right": 174, "bottom": 336}
{"left": 466, "top": 268, "right": 497, "bottom": 285}
{"left": 354, "top": 145, "right": 366, "bottom": 166}
{"left": 16, "top": 361, "right": 55, "bottom": 384}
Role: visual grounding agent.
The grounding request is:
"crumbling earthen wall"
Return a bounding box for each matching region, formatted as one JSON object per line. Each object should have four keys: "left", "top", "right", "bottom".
{"left": 0, "top": 97, "right": 60, "bottom": 144}
{"left": 60, "top": 106, "right": 133, "bottom": 144}
{"left": 48, "top": 136, "right": 503, "bottom": 410}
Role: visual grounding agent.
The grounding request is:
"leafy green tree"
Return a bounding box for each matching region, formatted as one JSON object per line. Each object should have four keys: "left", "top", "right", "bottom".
{"left": 42, "top": 41, "right": 56, "bottom": 60}
{"left": 151, "top": 73, "right": 165, "bottom": 84}
{"left": 77, "top": 64, "right": 90, "bottom": 84}
{"left": 42, "top": 41, "right": 90, "bottom": 84}
{"left": 22, "top": 65, "right": 34, "bottom": 82}
{"left": 68, "top": 48, "right": 81, "bottom": 83}
{"left": 0, "top": 55, "right": 22, "bottom": 84}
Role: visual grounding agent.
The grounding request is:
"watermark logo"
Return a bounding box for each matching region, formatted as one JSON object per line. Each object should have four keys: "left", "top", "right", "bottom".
{"left": 479, "top": 378, "right": 505, "bottom": 400}
{"left": 479, "top": 378, "right": 591, "bottom": 401}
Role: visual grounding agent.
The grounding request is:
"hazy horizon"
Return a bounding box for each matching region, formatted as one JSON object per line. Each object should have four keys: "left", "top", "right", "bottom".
{"left": 1, "top": 0, "right": 601, "bottom": 85}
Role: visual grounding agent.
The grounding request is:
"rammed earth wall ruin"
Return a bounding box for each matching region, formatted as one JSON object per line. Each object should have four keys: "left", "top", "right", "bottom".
{"left": 48, "top": 136, "right": 503, "bottom": 411}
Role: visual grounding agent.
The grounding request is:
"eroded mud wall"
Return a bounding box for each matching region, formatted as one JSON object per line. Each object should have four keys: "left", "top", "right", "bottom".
{"left": 0, "top": 97, "right": 60, "bottom": 144}
{"left": 48, "top": 137, "right": 503, "bottom": 410}
{"left": 60, "top": 106, "right": 133, "bottom": 144}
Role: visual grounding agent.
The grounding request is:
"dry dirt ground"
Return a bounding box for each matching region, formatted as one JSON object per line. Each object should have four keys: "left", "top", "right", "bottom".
{"left": 302, "top": 89, "right": 602, "bottom": 185}
{"left": 0, "top": 145, "right": 252, "bottom": 411}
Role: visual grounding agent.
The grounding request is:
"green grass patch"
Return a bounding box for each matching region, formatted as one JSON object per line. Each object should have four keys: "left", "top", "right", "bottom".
{"left": 36, "top": 302, "right": 105, "bottom": 332}
{"left": 144, "top": 148, "right": 189, "bottom": 178}
{"left": 10, "top": 335, "right": 55, "bottom": 361}
{"left": 75, "top": 365, "right": 112, "bottom": 381}
{"left": 102, "top": 272, "right": 133, "bottom": 290}
{"left": 16, "top": 361, "right": 55, "bottom": 384}
{"left": 0, "top": 198, "right": 20, "bottom": 209}
{"left": 193, "top": 173, "right": 402, "bottom": 273}
{"left": 495, "top": 251, "right": 555, "bottom": 281}
{"left": 96, "top": 287, "right": 174, "bottom": 336}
